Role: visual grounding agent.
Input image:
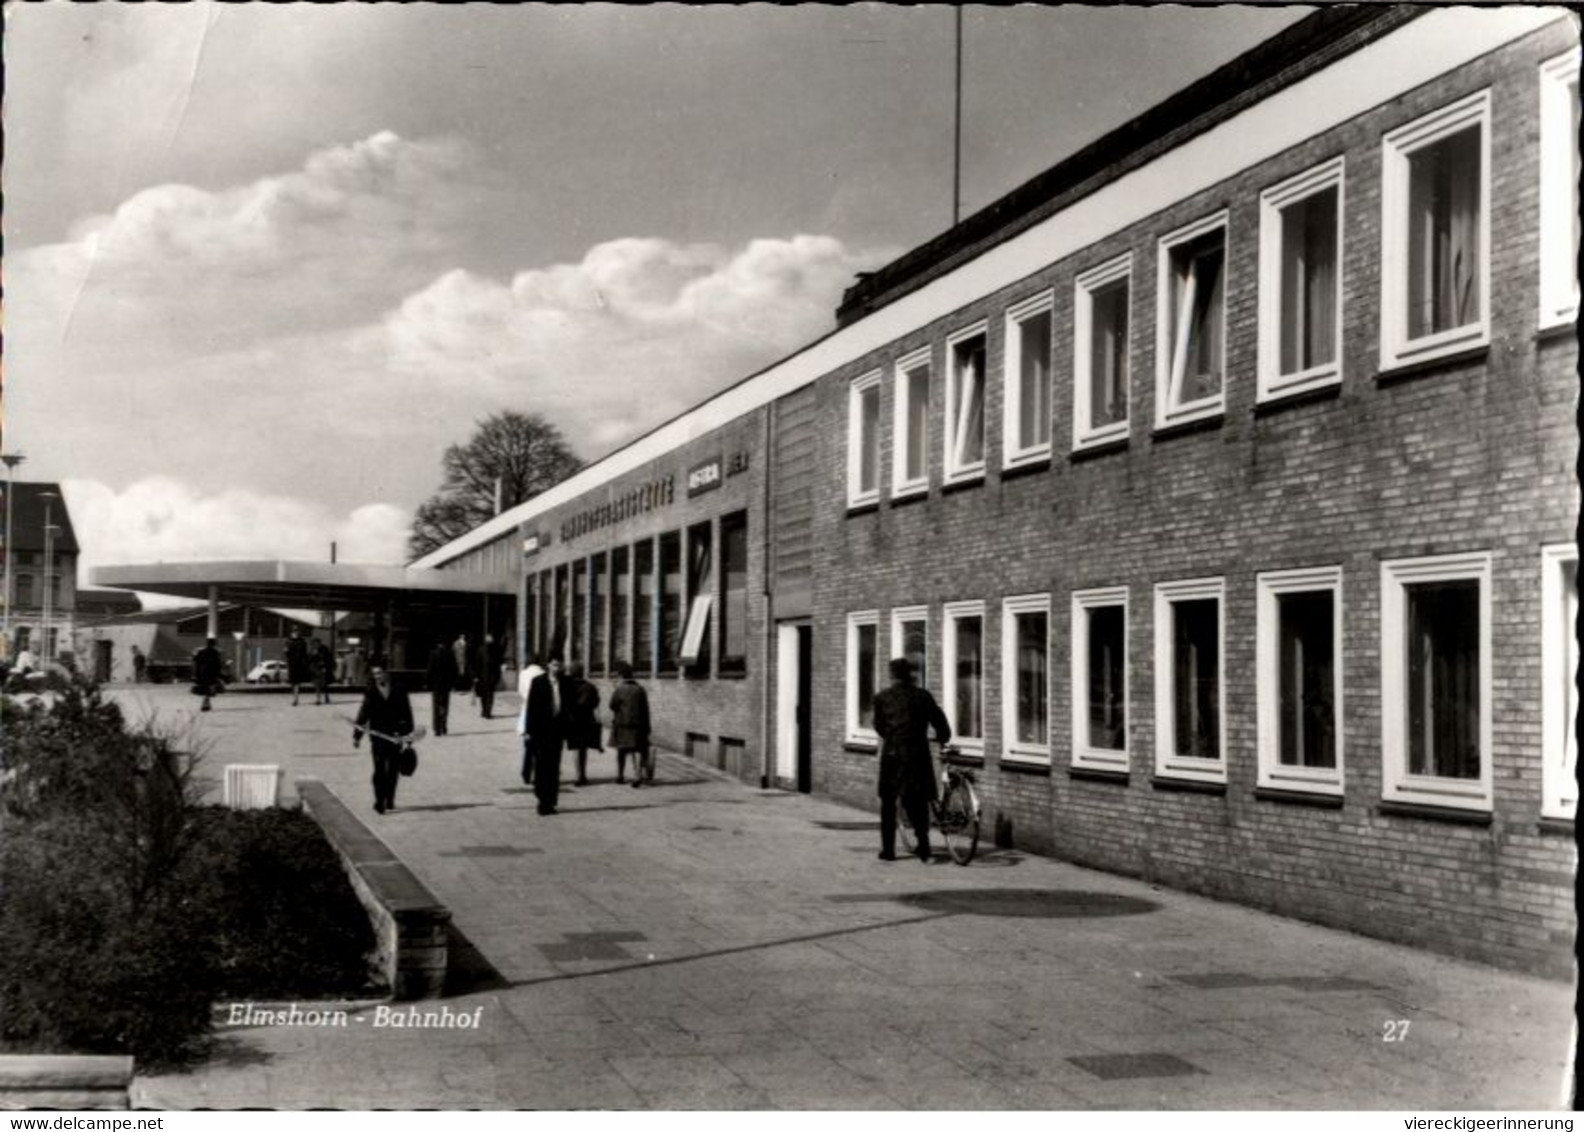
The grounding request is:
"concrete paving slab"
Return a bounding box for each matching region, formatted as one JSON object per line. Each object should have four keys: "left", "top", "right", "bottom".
{"left": 107, "top": 687, "right": 1575, "bottom": 1111}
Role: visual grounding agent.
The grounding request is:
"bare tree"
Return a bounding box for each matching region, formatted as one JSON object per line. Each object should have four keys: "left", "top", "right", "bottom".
{"left": 408, "top": 412, "right": 582, "bottom": 560}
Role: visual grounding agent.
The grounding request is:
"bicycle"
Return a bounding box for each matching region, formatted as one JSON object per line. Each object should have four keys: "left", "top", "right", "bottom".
{"left": 899, "top": 743, "right": 981, "bottom": 865}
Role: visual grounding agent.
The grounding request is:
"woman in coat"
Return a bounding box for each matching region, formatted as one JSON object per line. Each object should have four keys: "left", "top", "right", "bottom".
{"left": 566, "top": 663, "right": 602, "bottom": 786}
{"left": 608, "top": 662, "right": 652, "bottom": 787}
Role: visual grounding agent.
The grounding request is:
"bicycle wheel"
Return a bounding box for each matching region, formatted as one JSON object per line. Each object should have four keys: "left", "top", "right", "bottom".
{"left": 939, "top": 777, "right": 980, "bottom": 865}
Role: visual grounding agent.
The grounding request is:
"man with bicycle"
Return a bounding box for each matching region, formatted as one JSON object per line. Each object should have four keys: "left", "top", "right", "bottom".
{"left": 873, "top": 656, "right": 951, "bottom": 863}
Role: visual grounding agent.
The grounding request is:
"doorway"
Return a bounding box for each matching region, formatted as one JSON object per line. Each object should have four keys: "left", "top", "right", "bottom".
{"left": 775, "top": 621, "right": 814, "bottom": 793}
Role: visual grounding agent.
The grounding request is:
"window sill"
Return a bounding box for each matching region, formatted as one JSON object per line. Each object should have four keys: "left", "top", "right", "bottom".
{"left": 715, "top": 669, "right": 749, "bottom": 681}
{"left": 1150, "top": 775, "right": 1227, "bottom": 796}
{"left": 999, "top": 456, "right": 1051, "bottom": 482}
{"left": 1374, "top": 342, "right": 1489, "bottom": 386}
{"left": 889, "top": 488, "right": 930, "bottom": 509}
{"left": 1376, "top": 799, "right": 1492, "bottom": 826}
{"left": 1070, "top": 435, "right": 1129, "bottom": 462}
{"left": 1252, "top": 382, "right": 1342, "bottom": 417}
{"left": 941, "top": 474, "right": 986, "bottom": 497}
{"left": 1253, "top": 786, "right": 1344, "bottom": 809}
{"left": 1151, "top": 412, "right": 1225, "bottom": 443}
{"left": 843, "top": 740, "right": 878, "bottom": 755}
{"left": 999, "top": 754, "right": 1052, "bottom": 775}
{"left": 1536, "top": 318, "right": 1577, "bottom": 344}
{"left": 945, "top": 746, "right": 985, "bottom": 766}
{"left": 846, "top": 500, "right": 881, "bottom": 517}
{"left": 1538, "top": 815, "right": 1576, "bottom": 836}
{"left": 1069, "top": 765, "right": 1130, "bottom": 786}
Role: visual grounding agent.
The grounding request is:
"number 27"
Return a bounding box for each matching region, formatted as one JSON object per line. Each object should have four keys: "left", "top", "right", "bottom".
{"left": 1383, "top": 1020, "right": 1411, "bottom": 1042}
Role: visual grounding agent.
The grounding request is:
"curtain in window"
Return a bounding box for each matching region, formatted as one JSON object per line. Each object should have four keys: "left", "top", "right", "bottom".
{"left": 953, "top": 344, "right": 985, "bottom": 469}
{"left": 1409, "top": 130, "right": 1481, "bottom": 338}
{"left": 1169, "top": 239, "right": 1224, "bottom": 407}
{"left": 1092, "top": 283, "right": 1129, "bottom": 427}
{"left": 1407, "top": 582, "right": 1479, "bottom": 779}
{"left": 1281, "top": 192, "right": 1338, "bottom": 373}
{"left": 857, "top": 624, "right": 878, "bottom": 730}
{"left": 905, "top": 367, "right": 930, "bottom": 482}
{"left": 1087, "top": 606, "right": 1126, "bottom": 750}
{"left": 955, "top": 617, "right": 984, "bottom": 739}
{"left": 859, "top": 385, "right": 880, "bottom": 494}
{"left": 901, "top": 620, "right": 927, "bottom": 691}
{"left": 1015, "top": 612, "right": 1048, "bottom": 744}
{"left": 1018, "top": 313, "right": 1051, "bottom": 450}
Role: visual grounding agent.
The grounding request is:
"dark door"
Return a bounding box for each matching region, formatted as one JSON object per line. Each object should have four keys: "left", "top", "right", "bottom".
{"left": 94, "top": 640, "right": 113, "bottom": 684}
{"left": 796, "top": 624, "right": 813, "bottom": 794}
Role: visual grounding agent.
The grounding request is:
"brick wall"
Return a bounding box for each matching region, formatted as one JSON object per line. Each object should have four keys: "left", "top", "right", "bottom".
{"left": 806, "top": 23, "right": 1578, "bottom": 976}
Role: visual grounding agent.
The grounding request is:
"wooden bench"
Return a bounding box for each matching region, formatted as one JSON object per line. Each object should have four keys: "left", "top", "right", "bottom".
{"left": 0, "top": 1055, "right": 133, "bottom": 1110}
{"left": 295, "top": 778, "right": 450, "bottom": 1000}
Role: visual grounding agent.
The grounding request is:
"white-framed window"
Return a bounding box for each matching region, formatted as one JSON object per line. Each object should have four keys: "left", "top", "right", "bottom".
{"left": 1542, "top": 543, "right": 1577, "bottom": 820}
{"left": 890, "top": 604, "right": 929, "bottom": 691}
{"left": 1540, "top": 53, "right": 1580, "bottom": 330}
{"left": 1074, "top": 254, "right": 1131, "bottom": 450}
{"left": 1156, "top": 211, "right": 1229, "bottom": 428}
{"left": 847, "top": 369, "right": 882, "bottom": 509}
{"left": 1002, "top": 594, "right": 1050, "bottom": 762}
{"left": 845, "top": 609, "right": 881, "bottom": 745}
{"left": 1071, "top": 587, "right": 1129, "bottom": 773}
{"left": 1379, "top": 91, "right": 1491, "bottom": 370}
{"left": 1153, "top": 577, "right": 1226, "bottom": 783}
{"left": 1003, "top": 292, "right": 1054, "bottom": 468}
{"left": 943, "top": 600, "right": 986, "bottom": 751}
{"left": 1258, "top": 157, "right": 1344, "bottom": 401}
{"left": 892, "top": 348, "right": 932, "bottom": 498}
{"left": 1256, "top": 566, "right": 1344, "bottom": 795}
{"left": 1380, "top": 552, "right": 1492, "bottom": 812}
{"left": 944, "top": 323, "right": 988, "bottom": 485}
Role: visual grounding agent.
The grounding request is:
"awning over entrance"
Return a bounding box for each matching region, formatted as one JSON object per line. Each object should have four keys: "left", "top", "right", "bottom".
{"left": 88, "top": 560, "right": 515, "bottom": 614}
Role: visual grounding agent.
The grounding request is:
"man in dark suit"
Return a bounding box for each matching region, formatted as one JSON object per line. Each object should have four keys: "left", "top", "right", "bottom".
{"left": 475, "top": 634, "right": 503, "bottom": 719}
{"left": 353, "top": 665, "right": 416, "bottom": 815}
{"left": 873, "top": 656, "right": 951, "bottom": 862}
{"left": 193, "top": 637, "right": 225, "bottom": 712}
{"left": 526, "top": 656, "right": 572, "bottom": 815}
{"left": 426, "top": 641, "right": 458, "bottom": 736}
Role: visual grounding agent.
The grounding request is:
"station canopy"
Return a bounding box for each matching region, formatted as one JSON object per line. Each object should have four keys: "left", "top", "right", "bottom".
{"left": 87, "top": 560, "right": 515, "bottom": 614}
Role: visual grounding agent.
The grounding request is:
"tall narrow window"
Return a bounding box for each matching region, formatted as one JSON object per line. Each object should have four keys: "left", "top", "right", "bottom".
{"left": 1072, "top": 588, "right": 1128, "bottom": 772}
{"left": 719, "top": 512, "right": 748, "bottom": 675}
{"left": 1154, "top": 578, "right": 1225, "bottom": 783}
{"left": 589, "top": 553, "right": 607, "bottom": 677}
{"left": 848, "top": 370, "right": 882, "bottom": 508}
{"left": 1540, "top": 53, "right": 1580, "bottom": 329}
{"left": 634, "top": 539, "right": 655, "bottom": 676}
{"left": 554, "top": 565, "right": 570, "bottom": 661}
{"left": 572, "top": 559, "right": 587, "bottom": 669}
{"left": 1074, "top": 256, "right": 1131, "bottom": 450}
{"left": 1004, "top": 294, "right": 1053, "bottom": 468}
{"left": 537, "top": 569, "right": 553, "bottom": 663}
{"left": 1257, "top": 567, "right": 1343, "bottom": 794}
{"left": 1381, "top": 92, "right": 1490, "bottom": 368}
{"left": 945, "top": 326, "right": 987, "bottom": 483}
{"left": 682, "top": 522, "right": 713, "bottom": 673}
{"left": 1380, "top": 553, "right": 1491, "bottom": 811}
{"left": 846, "top": 611, "right": 880, "bottom": 743}
{"left": 1157, "top": 214, "right": 1228, "bottom": 426}
{"left": 943, "top": 601, "right": 985, "bottom": 748}
{"left": 14, "top": 575, "right": 31, "bottom": 607}
{"left": 891, "top": 605, "right": 928, "bottom": 691}
{"left": 611, "top": 545, "right": 631, "bottom": 671}
{"left": 659, "top": 531, "right": 682, "bottom": 675}
{"left": 1543, "top": 545, "right": 1578, "bottom": 820}
{"left": 1002, "top": 595, "right": 1050, "bottom": 762}
{"left": 1259, "top": 159, "right": 1343, "bottom": 400}
{"left": 523, "top": 574, "right": 538, "bottom": 663}
{"left": 892, "top": 349, "right": 931, "bottom": 497}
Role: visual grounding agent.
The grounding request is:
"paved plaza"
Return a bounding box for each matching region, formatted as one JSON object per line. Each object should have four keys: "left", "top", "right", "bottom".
{"left": 107, "top": 685, "right": 1573, "bottom": 1110}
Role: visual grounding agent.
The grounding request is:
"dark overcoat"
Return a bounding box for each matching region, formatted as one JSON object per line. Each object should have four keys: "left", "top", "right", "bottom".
{"left": 873, "top": 682, "right": 951, "bottom": 805}
{"left": 426, "top": 645, "right": 458, "bottom": 696}
{"left": 526, "top": 673, "right": 574, "bottom": 754}
{"left": 354, "top": 683, "right": 416, "bottom": 749}
{"left": 570, "top": 678, "right": 602, "bottom": 751}
{"left": 608, "top": 680, "right": 651, "bottom": 750}
{"left": 285, "top": 636, "right": 311, "bottom": 684}
{"left": 193, "top": 645, "right": 224, "bottom": 692}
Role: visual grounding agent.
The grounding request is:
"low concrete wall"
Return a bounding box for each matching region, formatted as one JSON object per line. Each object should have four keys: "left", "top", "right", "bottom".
{"left": 296, "top": 778, "right": 450, "bottom": 1000}
{"left": 0, "top": 1055, "right": 133, "bottom": 1110}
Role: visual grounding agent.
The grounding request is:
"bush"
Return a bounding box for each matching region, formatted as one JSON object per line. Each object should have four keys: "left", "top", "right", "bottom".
{"left": 0, "top": 683, "right": 380, "bottom": 1066}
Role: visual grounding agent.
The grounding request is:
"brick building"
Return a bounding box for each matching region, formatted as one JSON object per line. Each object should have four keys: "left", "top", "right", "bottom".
{"left": 0, "top": 481, "right": 81, "bottom": 663}
{"left": 420, "top": 8, "right": 1578, "bottom": 974}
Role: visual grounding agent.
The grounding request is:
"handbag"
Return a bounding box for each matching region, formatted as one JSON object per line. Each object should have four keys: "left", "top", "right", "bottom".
{"left": 398, "top": 743, "right": 419, "bottom": 777}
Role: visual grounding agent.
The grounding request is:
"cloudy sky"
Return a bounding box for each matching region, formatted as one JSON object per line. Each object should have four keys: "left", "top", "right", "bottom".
{"left": 6, "top": 2, "right": 1306, "bottom": 583}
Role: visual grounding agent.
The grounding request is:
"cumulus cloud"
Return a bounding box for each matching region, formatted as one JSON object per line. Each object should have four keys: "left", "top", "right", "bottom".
{"left": 11, "top": 131, "right": 496, "bottom": 360}
{"left": 63, "top": 478, "right": 413, "bottom": 590}
{"left": 380, "top": 233, "right": 888, "bottom": 450}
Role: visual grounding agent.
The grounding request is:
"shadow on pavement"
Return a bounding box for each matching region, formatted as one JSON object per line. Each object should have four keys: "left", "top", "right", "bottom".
{"left": 896, "top": 888, "right": 1159, "bottom": 918}
{"left": 393, "top": 802, "right": 494, "bottom": 814}
{"left": 446, "top": 924, "right": 510, "bottom": 996}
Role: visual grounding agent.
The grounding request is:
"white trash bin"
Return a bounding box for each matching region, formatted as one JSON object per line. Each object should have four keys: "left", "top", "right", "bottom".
{"left": 223, "top": 764, "right": 283, "bottom": 809}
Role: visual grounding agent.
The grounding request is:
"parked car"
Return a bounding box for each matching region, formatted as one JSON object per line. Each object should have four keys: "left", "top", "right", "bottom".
{"left": 246, "top": 660, "right": 288, "bottom": 684}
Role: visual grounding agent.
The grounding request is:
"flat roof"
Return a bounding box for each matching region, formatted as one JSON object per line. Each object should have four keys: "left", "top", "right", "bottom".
{"left": 88, "top": 560, "right": 516, "bottom": 613}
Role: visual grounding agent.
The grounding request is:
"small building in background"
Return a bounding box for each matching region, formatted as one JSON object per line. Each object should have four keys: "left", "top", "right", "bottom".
{"left": 76, "top": 603, "right": 324, "bottom": 685}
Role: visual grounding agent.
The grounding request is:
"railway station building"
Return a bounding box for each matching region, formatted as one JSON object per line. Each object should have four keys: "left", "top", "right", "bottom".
{"left": 416, "top": 7, "right": 1578, "bottom": 975}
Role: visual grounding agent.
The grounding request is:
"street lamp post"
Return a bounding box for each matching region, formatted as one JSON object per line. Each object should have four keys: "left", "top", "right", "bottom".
{"left": 233, "top": 630, "right": 246, "bottom": 684}
{"left": 1, "top": 453, "right": 25, "bottom": 658}
{"left": 38, "top": 491, "right": 58, "bottom": 662}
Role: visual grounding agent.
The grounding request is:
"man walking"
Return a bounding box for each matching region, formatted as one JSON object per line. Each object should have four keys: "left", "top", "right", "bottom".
{"left": 352, "top": 665, "right": 416, "bottom": 815}
{"left": 193, "top": 637, "right": 225, "bottom": 713}
{"left": 566, "top": 662, "right": 602, "bottom": 786}
{"left": 311, "top": 638, "right": 335, "bottom": 705}
{"left": 285, "top": 628, "right": 311, "bottom": 706}
{"left": 426, "top": 640, "right": 458, "bottom": 737}
{"left": 609, "top": 662, "right": 652, "bottom": 787}
{"left": 873, "top": 656, "right": 951, "bottom": 862}
{"left": 526, "top": 656, "right": 572, "bottom": 815}
{"left": 475, "top": 633, "right": 502, "bottom": 719}
{"left": 516, "top": 657, "right": 545, "bottom": 786}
